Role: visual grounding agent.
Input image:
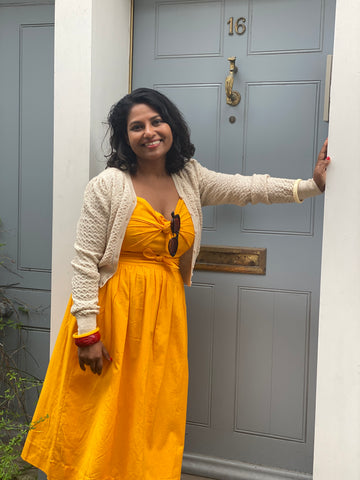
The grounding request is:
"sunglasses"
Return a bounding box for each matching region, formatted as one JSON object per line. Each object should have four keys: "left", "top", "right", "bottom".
{"left": 168, "top": 211, "right": 180, "bottom": 257}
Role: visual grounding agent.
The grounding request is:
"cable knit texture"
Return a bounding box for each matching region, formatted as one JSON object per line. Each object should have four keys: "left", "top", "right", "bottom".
{"left": 71, "top": 159, "right": 321, "bottom": 333}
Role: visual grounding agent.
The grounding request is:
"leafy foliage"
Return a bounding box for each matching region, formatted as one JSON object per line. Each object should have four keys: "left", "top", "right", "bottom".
{"left": 0, "top": 226, "right": 46, "bottom": 479}
{"left": 0, "top": 324, "right": 47, "bottom": 479}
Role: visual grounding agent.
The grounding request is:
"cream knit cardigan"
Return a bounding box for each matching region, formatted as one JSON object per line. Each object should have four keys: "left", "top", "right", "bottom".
{"left": 71, "top": 159, "right": 321, "bottom": 334}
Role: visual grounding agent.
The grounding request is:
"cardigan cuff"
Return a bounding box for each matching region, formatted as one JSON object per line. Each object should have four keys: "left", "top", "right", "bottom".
{"left": 298, "top": 178, "right": 322, "bottom": 201}
{"left": 76, "top": 314, "right": 97, "bottom": 336}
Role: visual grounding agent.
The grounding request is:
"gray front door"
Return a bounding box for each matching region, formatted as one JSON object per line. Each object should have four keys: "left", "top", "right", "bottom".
{"left": 0, "top": 1, "right": 54, "bottom": 384}
{"left": 132, "top": 0, "right": 335, "bottom": 476}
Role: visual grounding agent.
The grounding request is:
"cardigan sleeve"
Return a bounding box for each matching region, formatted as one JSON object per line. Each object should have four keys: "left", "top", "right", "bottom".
{"left": 193, "top": 161, "right": 321, "bottom": 206}
{"left": 70, "top": 175, "right": 111, "bottom": 334}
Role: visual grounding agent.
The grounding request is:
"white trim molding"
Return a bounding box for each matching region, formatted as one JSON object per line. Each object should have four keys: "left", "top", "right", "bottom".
{"left": 313, "top": 0, "right": 360, "bottom": 478}
{"left": 50, "top": 0, "right": 132, "bottom": 351}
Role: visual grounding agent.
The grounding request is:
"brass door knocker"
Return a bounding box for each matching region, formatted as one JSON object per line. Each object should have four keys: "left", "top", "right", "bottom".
{"left": 225, "top": 57, "right": 241, "bottom": 106}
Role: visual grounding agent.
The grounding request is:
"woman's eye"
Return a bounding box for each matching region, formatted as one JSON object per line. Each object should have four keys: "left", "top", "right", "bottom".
{"left": 130, "top": 125, "right": 142, "bottom": 131}
{"left": 152, "top": 119, "right": 162, "bottom": 126}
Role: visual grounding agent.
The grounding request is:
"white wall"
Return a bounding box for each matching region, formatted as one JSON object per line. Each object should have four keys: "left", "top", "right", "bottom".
{"left": 50, "top": 0, "right": 131, "bottom": 351}
{"left": 313, "top": 0, "right": 360, "bottom": 478}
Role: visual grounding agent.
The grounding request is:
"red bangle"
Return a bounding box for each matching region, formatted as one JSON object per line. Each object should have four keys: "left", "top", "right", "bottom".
{"left": 75, "top": 331, "right": 101, "bottom": 347}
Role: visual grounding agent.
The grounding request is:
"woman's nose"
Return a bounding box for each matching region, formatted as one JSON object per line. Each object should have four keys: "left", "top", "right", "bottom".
{"left": 144, "top": 123, "right": 154, "bottom": 137}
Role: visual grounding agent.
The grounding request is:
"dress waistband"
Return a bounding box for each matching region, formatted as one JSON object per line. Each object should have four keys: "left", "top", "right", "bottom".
{"left": 119, "top": 248, "right": 180, "bottom": 269}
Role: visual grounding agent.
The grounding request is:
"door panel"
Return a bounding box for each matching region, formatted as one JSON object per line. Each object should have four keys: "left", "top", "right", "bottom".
{"left": 235, "top": 288, "right": 309, "bottom": 441}
{"left": 249, "top": 0, "right": 323, "bottom": 54}
{"left": 0, "top": 3, "right": 54, "bottom": 383}
{"left": 18, "top": 23, "right": 54, "bottom": 272}
{"left": 243, "top": 81, "right": 319, "bottom": 234}
{"left": 155, "top": 1, "right": 223, "bottom": 57}
{"left": 132, "top": 0, "right": 335, "bottom": 474}
{"left": 186, "top": 283, "right": 215, "bottom": 427}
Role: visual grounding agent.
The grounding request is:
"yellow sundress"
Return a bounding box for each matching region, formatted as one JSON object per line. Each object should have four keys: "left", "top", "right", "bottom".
{"left": 22, "top": 197, "right": 195, "bottom": 480}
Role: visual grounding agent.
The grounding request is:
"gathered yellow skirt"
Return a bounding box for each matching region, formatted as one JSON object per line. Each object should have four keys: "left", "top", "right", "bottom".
{"left": 22, "top": 198, "right": 195, "bottom": 480}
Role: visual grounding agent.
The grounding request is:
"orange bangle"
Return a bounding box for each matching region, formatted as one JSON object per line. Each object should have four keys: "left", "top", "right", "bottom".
{"left": 73, "top": 327, "right": 100, "bottom": 339}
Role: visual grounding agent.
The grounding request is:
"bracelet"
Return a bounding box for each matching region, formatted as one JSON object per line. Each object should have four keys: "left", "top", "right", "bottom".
{"left": 73, "top": 327, "right": 100, "bottom": 339}
{"left": 73, "top": 327, "right": 101, "bottom": 347}
{"left": 74, "top": 331, "right": 101, "bottom": 347}
{"left": 293, "top": 178, "right": 303, "bottom": 204}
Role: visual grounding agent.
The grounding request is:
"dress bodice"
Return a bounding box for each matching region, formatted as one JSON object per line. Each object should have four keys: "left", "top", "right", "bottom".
{"left": 121, "top": 197, "right": 195, "bottom": 263}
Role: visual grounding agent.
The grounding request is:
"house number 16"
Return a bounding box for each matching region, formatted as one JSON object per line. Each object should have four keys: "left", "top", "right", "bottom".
{"left": 227, "top": 17, "right": 246, "bottom": 35}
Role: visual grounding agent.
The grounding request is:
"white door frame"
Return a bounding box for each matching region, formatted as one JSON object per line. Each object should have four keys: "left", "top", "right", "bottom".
{"left": 51, "top": 1, "right": 360, "bottom": 477}
{"left": 312, "top": 1, "right": 360, "bottom": 478}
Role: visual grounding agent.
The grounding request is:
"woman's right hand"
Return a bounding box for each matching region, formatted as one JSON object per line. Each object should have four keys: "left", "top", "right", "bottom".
{"left": 313, "top": 139, "right": 330, "bottom": 192}
{"left": 78, "top": 341, "right": 111, "bottom": 375}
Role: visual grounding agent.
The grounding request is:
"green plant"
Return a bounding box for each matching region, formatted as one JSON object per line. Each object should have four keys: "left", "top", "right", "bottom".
{"left": 0, "top": 310, "right": 47, "bottom": 480}
{"left": 0, "top": 227, "right": 46, "bottom": 479}
{"left": 0, "top": 374, "right": 46, "bottom": 480}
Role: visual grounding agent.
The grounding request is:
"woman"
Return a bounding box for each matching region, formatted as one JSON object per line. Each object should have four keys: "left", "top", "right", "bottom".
{"left": 22, "top": 88, "right": 329, "bottom": 480}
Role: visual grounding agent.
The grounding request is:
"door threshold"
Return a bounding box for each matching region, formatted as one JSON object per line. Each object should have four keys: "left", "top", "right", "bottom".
{"left": 182, "top": 475, "right": 212, "bottom": 480}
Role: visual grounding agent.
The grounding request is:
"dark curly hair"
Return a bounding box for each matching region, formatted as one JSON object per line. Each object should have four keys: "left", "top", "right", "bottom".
{"left": 106, "top": 88, "right": 195, "bottom": 174}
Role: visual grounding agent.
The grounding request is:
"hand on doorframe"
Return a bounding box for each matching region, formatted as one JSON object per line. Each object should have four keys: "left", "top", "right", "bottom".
{"left": 313, "top": 138, "right": 330, "bottom": 192}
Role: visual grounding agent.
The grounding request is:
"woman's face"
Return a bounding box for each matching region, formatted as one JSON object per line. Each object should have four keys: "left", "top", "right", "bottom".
{"left": 126, "top": 103, "right": 173, "bottom": 166}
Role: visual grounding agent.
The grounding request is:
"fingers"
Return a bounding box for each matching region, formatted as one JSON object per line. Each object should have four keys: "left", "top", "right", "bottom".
{"left": 79, "top": 358, "right": 86, "bottom": 371}
{"left": 92, "top": 357, "right": 103, "bottom": 375}
{"left": 77, "top": 341, "right": 112, "bottom": 375}
{"left": 79, "top": 357, "right": 103, "bottom": 375}
{"left": 313, "top": 139, "right": 330, "bottom": 192}
{"left": 102, "top": 344, "right": 112, "bottom": 363}
{"left": 316, "top": 155, "right": 330, "bottom": 173}
{"left": 318, "top": 138, "right": 328, "bottom": 160}
{"left": 78, "top": 352, "right": 103, "bottom": 375}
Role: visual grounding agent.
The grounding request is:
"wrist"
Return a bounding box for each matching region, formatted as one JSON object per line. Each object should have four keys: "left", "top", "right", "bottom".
{"left": 76, "top": 314, "right": 97, "bottom": 335}
{"left": 73, "top": 327, "right": 101, "bottom": 347}
{"left": 293, "top": 179, "right": 303, "bottom": 203}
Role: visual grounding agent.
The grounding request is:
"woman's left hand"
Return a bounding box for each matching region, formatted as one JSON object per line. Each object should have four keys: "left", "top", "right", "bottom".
{"left": 313, "top": 139, "right": 330, "bottom": 192}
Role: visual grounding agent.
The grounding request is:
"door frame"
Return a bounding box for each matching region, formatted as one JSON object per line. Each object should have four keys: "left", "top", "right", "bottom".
{"left": 50, "top": 1, "right": 360, "bottom": 478}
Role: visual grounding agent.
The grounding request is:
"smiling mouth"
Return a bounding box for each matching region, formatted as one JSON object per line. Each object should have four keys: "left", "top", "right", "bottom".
{"left": 144, "top": 140, "right": 162, "bottom": 147}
